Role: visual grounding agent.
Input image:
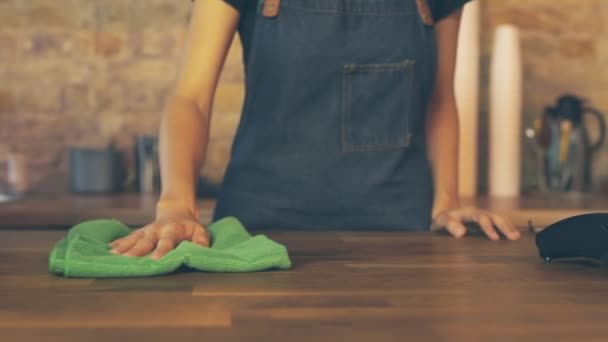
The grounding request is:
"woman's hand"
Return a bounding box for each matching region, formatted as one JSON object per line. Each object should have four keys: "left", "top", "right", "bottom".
{"left": 430, "top": 205, "right": 521, "bottom": 241}
{"left": 108, "top": 201, "right": 210, "bottom": 260}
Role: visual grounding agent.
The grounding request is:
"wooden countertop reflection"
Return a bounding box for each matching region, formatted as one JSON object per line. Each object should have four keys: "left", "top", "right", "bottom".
{"left": 0, "top": 192, "right": 606, "bottom": 229}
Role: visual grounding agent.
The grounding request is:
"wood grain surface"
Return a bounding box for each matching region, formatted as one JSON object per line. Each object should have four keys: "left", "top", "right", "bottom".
{"left": 1, "top": 228, "right": 608, "bottom": 341}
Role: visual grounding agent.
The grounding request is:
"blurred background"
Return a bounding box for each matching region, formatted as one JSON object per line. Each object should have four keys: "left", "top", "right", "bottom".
{"left": 0, "top": 0, "right": 607, "bottom": 199}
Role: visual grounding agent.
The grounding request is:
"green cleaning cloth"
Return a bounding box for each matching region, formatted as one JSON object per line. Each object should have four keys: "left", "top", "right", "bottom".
{"left": 49, "top": 216, "right": 292, "bottom": 278}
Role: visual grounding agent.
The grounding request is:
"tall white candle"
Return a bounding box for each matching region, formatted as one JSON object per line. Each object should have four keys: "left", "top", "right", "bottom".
{"left": 455, "top": 0, "right": 481, "bottom": 198}
{"left": 489, "top": 24, "right": 523, "bottom": 197}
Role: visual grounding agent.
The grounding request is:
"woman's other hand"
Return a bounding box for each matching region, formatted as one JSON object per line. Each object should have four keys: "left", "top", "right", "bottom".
{"left": 430, "top": 205, "right": 521, "bottom": 241}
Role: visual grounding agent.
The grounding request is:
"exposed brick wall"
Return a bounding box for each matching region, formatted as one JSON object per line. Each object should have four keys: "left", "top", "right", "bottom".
{"left": 0, "top": 0, "right": 244, "bottom": 193}
{"left": 0, "top": 0, "right": 607, "bottom": 194}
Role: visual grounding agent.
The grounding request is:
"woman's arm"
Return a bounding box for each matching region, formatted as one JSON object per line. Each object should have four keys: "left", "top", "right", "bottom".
{"left": 425, "top": 9, "right": 462, "bottom": 219}
{"left": 425, "top": 9, "right": 520, "bottom": 240}
{"left": 157, "top": 0, "right": 240, "bottom": 217}
{"left": 108, "top": 0, "right": 241, "bottom": 259}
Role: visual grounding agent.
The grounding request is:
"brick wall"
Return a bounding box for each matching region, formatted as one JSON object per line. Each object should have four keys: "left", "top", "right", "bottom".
{"left": 0, "top": 0, "right": 245, "bottom": 193}
{"left": 0, "top": 0, "right": 607, "bottom": 194}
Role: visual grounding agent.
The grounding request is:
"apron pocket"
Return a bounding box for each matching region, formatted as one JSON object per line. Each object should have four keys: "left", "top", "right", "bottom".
{"left": 341, "top": 59, "right": 415, "bottom": 153}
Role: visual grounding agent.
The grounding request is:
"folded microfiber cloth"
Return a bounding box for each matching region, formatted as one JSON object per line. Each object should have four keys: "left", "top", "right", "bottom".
{"left": 49, "top": 216, "right": 292, "bottom": 278}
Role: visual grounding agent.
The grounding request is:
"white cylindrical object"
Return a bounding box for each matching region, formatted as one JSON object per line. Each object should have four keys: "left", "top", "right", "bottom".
{"left": 454, "top": 0, "right": 480, "bottom": 198}
{"left": 489, "top": 25, "right": 523, "bottom": 197}
{"left": 7, "top": 149, "right": 29, "bottom": 194}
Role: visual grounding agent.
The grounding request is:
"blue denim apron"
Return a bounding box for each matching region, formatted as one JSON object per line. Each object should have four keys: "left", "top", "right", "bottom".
{"left": 212, "top": 0, "right": 438, "bottom": 230}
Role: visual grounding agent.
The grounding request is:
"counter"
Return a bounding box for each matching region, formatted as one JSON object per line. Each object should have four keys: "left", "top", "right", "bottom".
{"left": 0, "top": 192, "right": 606, "bottom": 229}
{"left": 1, "top": 228, "right": 608, "bottom": 341}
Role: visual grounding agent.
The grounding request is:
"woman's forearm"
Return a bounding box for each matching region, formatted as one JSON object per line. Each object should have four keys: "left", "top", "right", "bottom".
{"left": 426, "top": 98, "right": 461, "bottom": 217}
{"left": 155, "top": 0, "right": 240, "bottom": 218}
{"left": 157, "top": 96, "right": 211, "bottom": 217}
{"left": 425, "top": 9, "right": 464, "bottom": 218}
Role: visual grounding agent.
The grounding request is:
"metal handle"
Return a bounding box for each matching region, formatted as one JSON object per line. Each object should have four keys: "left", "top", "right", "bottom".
{"left": 584, "top": 107, "right": 606, "bottom": 152}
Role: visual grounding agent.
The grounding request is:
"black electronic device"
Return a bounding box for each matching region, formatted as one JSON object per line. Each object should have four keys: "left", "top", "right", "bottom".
{"left": 534, "top": 213, "right": 608, "bottom": 263}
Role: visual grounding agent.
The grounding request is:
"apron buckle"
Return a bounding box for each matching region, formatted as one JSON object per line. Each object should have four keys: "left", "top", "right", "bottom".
{"left": 415, "top": 0, "right": 435, "bottom": 26}
{"left": 263, "top": 0, "right": 280, "bottom": 18}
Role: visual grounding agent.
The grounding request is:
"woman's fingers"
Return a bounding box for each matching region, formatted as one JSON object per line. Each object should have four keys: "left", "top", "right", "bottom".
{"left": 429, "top": 218, "right": 446, "bottom": 232}
{"left": 490, "top": 213, "right": 521, "bottom": 240}
{"left": 476, "top": 214, "right": 500, "bottom": 241}
{"left": 432, "top": 206, "right": 521, "bottom": 242}
{"left": 150, "top": 236, "right": 176, "bottom": 260}
{"left": 123, "top": 233, "right": 157, "bottom": 257}
{"left": 107, "top": 208, "right": 211, "bottom": 258}
{"left": 191, "top": 226, "right": 210, "bottom": 247}
{"left": 445, "top": 220, "right": 467, "bottom": 238}
{"left": 110, "top": 229, "right": 144, "bottom": 254}
{"left": 108, "top": 238, "right": 124, "bottom": 248}
{"left": 109, "top": 228, "right": 143, "bottom": 248}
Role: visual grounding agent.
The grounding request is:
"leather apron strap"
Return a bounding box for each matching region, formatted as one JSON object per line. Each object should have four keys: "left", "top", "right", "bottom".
{"left": 263, "top": 0, "right": 433, "bottom": 24}
{"left": 263, "top": 0, "right": 281, "bottom": 18}
{"left": 415, "top": 0, "right": 434, "bottom": 26}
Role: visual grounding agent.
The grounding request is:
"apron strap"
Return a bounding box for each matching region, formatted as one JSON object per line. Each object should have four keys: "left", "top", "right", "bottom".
{"left": 415, "top": 0, "right": 435, "bottom": 26}
{"left": 263, "top": 0, "right": 280, "bottom": 18}
{"left": 262, "top": 0, "right": 433, "bottom": 24}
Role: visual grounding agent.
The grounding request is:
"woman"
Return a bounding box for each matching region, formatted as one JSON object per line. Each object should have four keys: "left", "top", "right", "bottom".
{"left": 110, "top": 0, "right": 521, "bottom": 260}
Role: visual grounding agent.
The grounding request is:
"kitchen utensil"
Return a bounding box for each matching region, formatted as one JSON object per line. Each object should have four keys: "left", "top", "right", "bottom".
{"left": 533, "top": 107, "right": 553, "bottom": 149}
{"left": 7, "top": 147, "right": 29, "bottom": 196}
{"left": 0, "top": 147, "right": 25, "bottom": 202}
{"left": 559, "top": 120, "right": 572, "bottom": 164}
{"left": 134, "top": 135, "right": 160, "bottom": 193}
{"left": 543, "top": 94, "right": 606, "bottom": 192}
{"left": 524, "top": 127, "right": 548, "bottom": 192}
{"left": 69, "top": 142, "right": 125, "bottom": 194}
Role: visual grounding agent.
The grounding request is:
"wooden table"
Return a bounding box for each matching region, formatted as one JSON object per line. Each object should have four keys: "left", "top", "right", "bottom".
{"left": 2, "top": 228, "right": 608, "bottom": 341}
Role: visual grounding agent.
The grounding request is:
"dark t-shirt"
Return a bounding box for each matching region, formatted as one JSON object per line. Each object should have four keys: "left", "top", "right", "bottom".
{"left": 223, "top": 0, "right": 470, "bottom": 22}
{"left": 222, "top": 0, "right": 250, "bottom": 14}
{"left": 219, "top": 0, "right": 471, "bottom": 71}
